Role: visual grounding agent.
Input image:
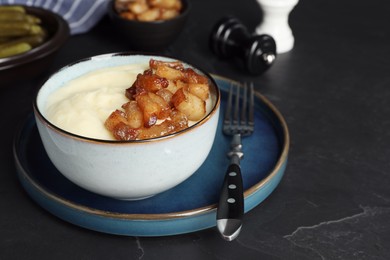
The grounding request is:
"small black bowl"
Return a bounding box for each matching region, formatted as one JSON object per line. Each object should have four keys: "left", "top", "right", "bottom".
{"left": 0, "top": 6, "right": 70, "bottom": 84}
{"left": 107, "top": 0, "right": 190, "bottom": 51}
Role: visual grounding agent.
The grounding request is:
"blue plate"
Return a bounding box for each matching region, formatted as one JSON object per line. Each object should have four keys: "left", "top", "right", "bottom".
{"left": 13, "top": 75, "right": 289, "bottom": 236}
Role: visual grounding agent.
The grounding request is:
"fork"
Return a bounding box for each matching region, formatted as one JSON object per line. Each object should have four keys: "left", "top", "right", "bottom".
{"left": 216, "top": 82, "right": 255, "bottom": 241}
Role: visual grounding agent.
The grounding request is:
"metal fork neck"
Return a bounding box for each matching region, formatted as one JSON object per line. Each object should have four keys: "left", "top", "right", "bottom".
{"left": 227, "top": 134, "right": 244, "bottom": 164}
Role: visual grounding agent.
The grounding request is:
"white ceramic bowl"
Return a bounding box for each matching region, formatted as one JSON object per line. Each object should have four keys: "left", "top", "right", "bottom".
{"left": 33, "top": 53, "right": 220, "bottom": 200}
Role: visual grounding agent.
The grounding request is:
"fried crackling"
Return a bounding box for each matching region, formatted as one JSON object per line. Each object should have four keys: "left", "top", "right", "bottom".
{"left": 136, "top": 91, "right": 172, "bottom": 127}
{"left": 165, "top": 80, "right": 180, "bottom": 94}
{"left": 172, "top": 87, "right": 206, "bottom": 121}
{"left": 113, "top": 123, "right": 139, "bottom": 140}
{"left": 135, "top": 92, "right": 160, "bottom": 127}
{"left": 156, "top": 88, "right": 173, "bottom": 104}
{"left": 153, "top": 64, "right": 209, "bottom": 86}
{"left": 122, "top": 101, "right": 143, "bottom": 129}
{"left": 149, "top": 0, "right": 175, "bottom": 9}
{"left": 127, "top": 0, "right": 148, "bottom": 14}
{"left": 138, "top": 69, "right": 169, "bottom": 92}
{"left": 115, "top": 0, "right": 182, "bottom": 21}
{"left": 126, "top": 70, "right": 169, "bottom": 99}
{"left": 125, "top": 85, "right": 136, "bottom": 100}
{"left": 145, "top": 92, "right": 171, "bottom": 119}
{"left": 149, "top": 59, "right": 184, "bottom": 70}
{"left": 187, "top": 83, "right": 209, "bottom": 101}
{"left": 176, "top": 80, "right": 209, "bottom": 101}
{"left": 105, "top": 59, "right": 210, "bottom": 140}
{"left": 173, "top": 0, "right": 182, "bottom": 10}
{"left": 137, "top": 110, "right": 188, "bottom": 140}
{"left": 105, "top": 109, "right": 127, "bottom": 132}
{"left": 182, "top": 68, "right": 209, "bottom": 84}
{"left": 137, "top": 120, "right": 174, "bottom": 139}
{"left": 105, "top": 110, "right": 139, "bottom": 140}
{"left": 137, "top": 8, "right": 160, "bottom": 21}
{"left": 155, "top": 64, "right": 184, "bottom": 81}
{"left": 169, "top": 109, "right": 188, "bottom": 129}
{"left": 160, "top": 9, "right": 180, "bottom": 20}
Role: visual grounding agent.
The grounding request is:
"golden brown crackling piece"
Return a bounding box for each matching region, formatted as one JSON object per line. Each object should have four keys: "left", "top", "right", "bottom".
{"left": 149, "top": 0, "right": 173, "bottom": 9}
{"left": 115, "top": 0, "right": 183, "bottom": 21}
{"left": 156, "top": 88, "right": 174, "bottom": 105}
{"left": 171, "top": 87, "right": 206, "bottom": 121}
{"left": 135, "top": 92, "right": 160, "bottom": 127}
{"left": 105, "top": 109, "right": 188, "bottom": 141}
{"left": 105, "top": 110, "right": 140, "bottom": 140}
{"left": 127, "top": 0, "right": 148, "bottom": 15}
{"left": 149, "top": 59, "right": 184, "bottom": 70}
{"left": 155, "top": 64, "right": 185, "bottom": 81}
{"left": 105, "top": 109, "right": 128, "bottom": 132}
{"left": 160, "top": 9, "right": 180, "bottom": 20}
{"left": 186, "top": 83, "right": 209, "bottom": 101}
{"left": 176, "top": 80, "right": 209, "bottom": 101}
{"left": 137, "top": 110, "right": 188, "bottom": 139}
{"left": 122, "top": 101, "right": 143, "bottom": 129}
{"left": 135, "top": 91, "right": 172, "bottom": 127}
{"left": 112, "top": 123, "right": 139, "bottom": 140}
{"left": 153, "top": 65, "right": 209, "bottom": 85}
{"left": 105, "top": 58, "right": 210, "bottom": 140}
{"left": 137, "top": 8, "right": 160, "bottom": 21}
{"left": 145, "top": 92, "right": 172, "bottom": 119}
{"left": 137, "top": 120, "right": 174, "bottom": 139}
{"left": 126, "top": 70, "right": 169, "bottom": 99}
{"left": 182, "top": 68, "right": 209, "bottom": 84}
{"left": 169, "top": 109, "right": 188, "bottom": 129}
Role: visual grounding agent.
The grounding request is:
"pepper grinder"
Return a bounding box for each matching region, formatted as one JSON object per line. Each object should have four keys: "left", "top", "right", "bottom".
{"left": 255, "top": 0, "right": 299, "bottom": 53}
{"left": 210, "top": 16, "right": 276, "bottom": 75}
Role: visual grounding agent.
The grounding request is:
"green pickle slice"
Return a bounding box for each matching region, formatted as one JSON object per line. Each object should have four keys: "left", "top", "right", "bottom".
{"left": 0, "top": 5, "right": 47, "bottom": 58}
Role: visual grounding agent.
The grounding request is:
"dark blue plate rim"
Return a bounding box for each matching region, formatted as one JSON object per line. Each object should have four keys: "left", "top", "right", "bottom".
{"left": 13, "top": 74, "right": 289, "bottom": 224}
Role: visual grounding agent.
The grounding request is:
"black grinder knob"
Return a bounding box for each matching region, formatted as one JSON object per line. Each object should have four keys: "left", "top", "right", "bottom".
{"left": 210, "top": 16, "right": 277, "bottom": 75}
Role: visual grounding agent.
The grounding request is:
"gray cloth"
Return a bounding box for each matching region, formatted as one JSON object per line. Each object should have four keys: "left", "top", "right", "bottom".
{"left": 0, "top": 0, "right": 109, "bottom": 34}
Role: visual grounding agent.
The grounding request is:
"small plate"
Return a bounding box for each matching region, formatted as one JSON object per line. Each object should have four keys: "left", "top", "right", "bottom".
{"left": 13, "top": 75, "right": 289, "bottom": 236}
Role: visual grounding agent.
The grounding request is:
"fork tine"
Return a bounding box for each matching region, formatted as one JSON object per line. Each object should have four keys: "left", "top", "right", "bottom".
{"left": 223, "top": 82, "right": 255, "bottom": 136}
{"left": 248, "top": 82, "right": 255, "bottom": 129}
{"left": 240, "top": 83, "right": 247, "bottom": 129}
{"left": 233, "top": 84, "right": 240, "bottom": 131}
{"left": 224, "top": 83, "right": 234, "bottom": 126}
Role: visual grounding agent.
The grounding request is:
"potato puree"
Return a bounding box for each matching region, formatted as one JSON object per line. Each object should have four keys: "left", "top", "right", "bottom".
{"left": 45, "top": 64, "right": 212, "bottom": 140}
{"left": 45, "top": 64, "right": 148, "bottom": 140}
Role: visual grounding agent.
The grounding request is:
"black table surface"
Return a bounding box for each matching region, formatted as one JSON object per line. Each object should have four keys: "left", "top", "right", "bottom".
{"left": 2, "top": 0, "right": 390, "bottom": 259}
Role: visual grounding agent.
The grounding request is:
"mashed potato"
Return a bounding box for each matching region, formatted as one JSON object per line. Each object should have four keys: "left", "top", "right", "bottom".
{"left": 45, "top": 64, "right": 147, "bottom": 140}
{"left": 45, "top": 63, "right": 213, "bottom": 140}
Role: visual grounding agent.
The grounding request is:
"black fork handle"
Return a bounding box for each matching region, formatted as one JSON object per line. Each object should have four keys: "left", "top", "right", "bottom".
{"left": 217, "top": 163, "right": 244, "bottom": 221}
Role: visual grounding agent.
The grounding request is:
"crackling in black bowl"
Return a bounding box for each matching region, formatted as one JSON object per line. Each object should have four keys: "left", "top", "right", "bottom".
{"left": 107, "top": 0, "right": 190, "bottom": 51}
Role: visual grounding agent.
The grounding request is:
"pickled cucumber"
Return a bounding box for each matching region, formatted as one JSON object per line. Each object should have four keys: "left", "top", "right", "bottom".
{"left": 0, "top": 11, "right": 41, "bottom": 23}
{"left": 0, "top": 34, "right": 45, "bottom": 48}
{"left": 0, "top": 42, "right": 31, "bottom": 58}
{"left": 0, "top": 22, "right": 37, "bottom": 37}
{"left": 0, "top": 5, "right": 47, "bottom": 58}
{"left": 0, "top": 11, "right": 27, "bottom": 21}
{"left": 0, "top": 5, "right": 25, "bottom": 13}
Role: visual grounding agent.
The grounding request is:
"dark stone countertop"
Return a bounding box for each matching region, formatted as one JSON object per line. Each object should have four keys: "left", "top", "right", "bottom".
{"left": 1, "top": 0, "right": 390, "bottom": 259}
